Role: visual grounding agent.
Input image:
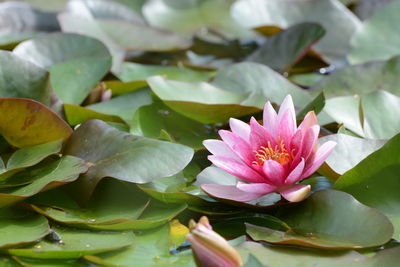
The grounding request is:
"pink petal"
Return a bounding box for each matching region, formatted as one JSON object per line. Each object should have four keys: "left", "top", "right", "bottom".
{"left": 300, "top": 125, "right": 320, "bottom": 160}
{"left": 301, "top": 141, "right": 337, "bottom": 178}
{"left": 285, "top": 158, "right": 305, "bottom": 184}
{"left": 280, "top": 184, "right": 311, "bottom": 202}
{"left": 218, "top": 130, "right": 254, "bottom": 165}
{"left": 262, "top": 160, "right": 285, "bottom": 185}
{"left": 229, "top": 118, "right": 250, "bottom": 142}
{"left": 208, "top": 155, "right": 265, "bottom": 183}
{"left": 187, "top": 233, "right": 237, "bottom": 267}
{"left": 203, "top": 140, "right": 240, "bottom": 161}
{"left": 236, "top": 181, "right": 277, "bottom": 194}
{"left": 278, "top": 109, "right": 296, "bottom": 146}
{"left": 298, "top": 111, "right": 318, "bottom": 132}
{"left": 263, "top": 101, "right": 278, "bottom": 136}
{"left": 249, "top": 117, "right": 277, "bottom": 150}
{"left": 277, "top": 95, "right": 296, "bottom": 132}
{"left": 201, "top": 184, "right": 265, "bottom": 202}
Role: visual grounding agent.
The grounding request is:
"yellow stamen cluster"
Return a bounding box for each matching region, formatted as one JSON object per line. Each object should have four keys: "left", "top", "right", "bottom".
{"left": 252, "top": 138, "right": 293, "bottom": 166}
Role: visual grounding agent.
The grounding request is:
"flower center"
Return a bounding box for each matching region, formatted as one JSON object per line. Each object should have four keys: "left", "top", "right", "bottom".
{"left": 252, "top": 138, "right": 293, "bottom": 166}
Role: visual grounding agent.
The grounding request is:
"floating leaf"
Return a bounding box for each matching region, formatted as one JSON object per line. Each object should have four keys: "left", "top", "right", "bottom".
{"left": 0, "top": 98, "right": 72, "bottom": 147}
{"left": 312, "top": 55, "right": 400, "bottom": 98}
{"left": 143, "top": 0, "right": 252, "bottom": 39}
{"left": 0, "top": 156, "right": 88, "bottom": 207}
{"left": 86, "top": 88, "right": 152, "bottom": 124}
{"left": 7, "top": 226, "right": 135, "bottom": 259}
{"left": 0, "top": 209, "right": 49, "bottom": 248}
{"left": 31, "top": 179, "right": 187, "bottom": 230}
{"left": 231, "top": 0, "right": 361, "bottom": 62}
{"left": 13, "top": 33, "right": 112, "bottom": 105}
{"left": 247, "top": 23, "right": 326, "bottom": 72}
{"left": 0, "top": 2, "right": 59, "bottom": 49}
{"left": 247, "top": 190, "right": 393, "bottom": 249}
{"left": 0, "top": 51, "right": 51, "bottom": 104}
{"left": 88, "top": 223, "right": 195, "bottom": 266}
{"left": 64, "top": 104, "right": 125, "bottom": 126}
{"left": 0, "top": 140, "right": 63, "bottom": 182}
{"left": 64, "top": 120, "right": 194, "bottom": 202}
{"left": 319, "top": 134, "right": 386, "bottom": 176}
{"left": 335, "top": 132, "right": 400, "bottom": 239}
{"left": 349, "top": 0, "right": 400, "bottom": 63}
{"left": 324, "top": 91, "right": 400, "bottom": 139}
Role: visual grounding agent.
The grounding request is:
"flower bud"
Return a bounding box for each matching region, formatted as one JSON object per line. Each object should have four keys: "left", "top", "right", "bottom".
{"left": 187, "top": 216, "right": 242, "bottom": 267}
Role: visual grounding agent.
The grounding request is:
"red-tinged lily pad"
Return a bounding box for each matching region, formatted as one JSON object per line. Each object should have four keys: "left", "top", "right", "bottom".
{"left": 0, "top": 156, "right": 88, "bottom": 208}
{"left": 0, "top": 98, "right": 72, "bottom": 148}
{"left": 246, "top": 190, "right": 393, "bottom": 249}
{"left": 0, "top": 208, "right": 49, "bottom": 249}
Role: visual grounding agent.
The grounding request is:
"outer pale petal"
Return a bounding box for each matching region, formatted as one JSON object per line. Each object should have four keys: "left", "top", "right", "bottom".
{"left": 201, "top": 184, "right": 265, "bottom": 202}
{"left": 203, "top": 140, "right": 240, "bottom": 161}
{"left": 277, "top": 95, "right": 297, "bottom": 132}
{"left": 229, "top": 118, "right": 250, "bottom": 142}
{"left": 301, "top": 141, "right": 337, "bottom": 178}
{"left": 280, "top": 184, "right": 311, "bottom": 202}
{"left": 300, "top": 125, "right": 320, "bottom": 160}
{"left": 262, "top": 160, "right": 286, "bottom": 185}
{"left": 263, "top": 101, "right": 278, "bottom": 136}
{"left": 285, "top": 158, "right": 305, "bottom": 184}
{"left": 298, "top": 111, "right": 318, "bottom": 132}
{"left": 219, "top": 130, "right": 254, "bottom": 165}
{"left": 236, "top": 181, "right": 277, "bottom": 194}
{"left": 249, "top": 117, "right": 277, "bottom": 150}
{"left": 208, "top": 155, "right": 265, "bottom": 183}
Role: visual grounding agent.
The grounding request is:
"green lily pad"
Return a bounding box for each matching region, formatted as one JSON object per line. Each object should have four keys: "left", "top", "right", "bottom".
{"left": 30, "top": 179, "right": 187, "bottom": 230}
{"left": 247, "top": 190, "right": 393, "bottom": 249}
{"left": 64, "top": 120, "right": 194, "bottom": 202}
{"left": 7, "top": 226, "right": 135, "bottom": 259}
{"left": 88, "top": 223, "right": 195, "bottom": 267}
{"left": 324, "top": 91, "right": 400, "bottom": 139}
{"left": 247, "top": 22, "right": 326, "bottom": 72}
{"left": 319, "top": 134, "right": 386, "bottom": 176}
{"left": 349, "top": 0, "right": 400, "bottom": 64}
{"left": 236, "top": 241, "right": 400, "bottom": 267}
{"left": 313, "top": 55, "right": 400, "bottom": 98}
{"left": 142, "top": 0, "right": 253, "bottom": 39}
{"left": 231, "top": 0, "right": 361, "bottom": 63}
{"left": 131, "top": 97, "right": 218, "bottom": 150}
{"left": 63, "top": 104, "right": 126, "bottom": 127}
{"left": 0, "top": 2, "right": 59, "bottom": 50}
{"left": 0, "top": 156, "right": 88, "bottom": 207}
{"left": 0, "top": 98, "right": 72, "bottom": 148}
{"left": 0, "top": 209, "right": 49, "bottom": 248}
{"left": 116, "top": 62, "right": 212, "bottom": 83}
{"left": 0, "top": 139, "right": 63, "bottom": 182}
{"left": 335, "top": 132, "right": 400, "bottom": 240}
{"left": 13, "top": 33, "right": 112, "bottom": 105}
{"left": 147, "top": 62, "right": 311, "bottom": 123}
{"left": 86, "top": 88, "right": 152, "bottom": 124}
{"left": 0, "top": 51, "right": 51, "bottom": 104}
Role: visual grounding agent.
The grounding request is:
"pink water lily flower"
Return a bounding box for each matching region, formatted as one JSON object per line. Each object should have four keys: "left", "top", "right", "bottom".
{"left": 202, "top": 95, "right": 336, "bottom": 202}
